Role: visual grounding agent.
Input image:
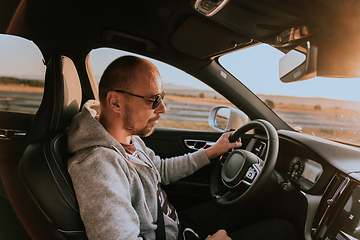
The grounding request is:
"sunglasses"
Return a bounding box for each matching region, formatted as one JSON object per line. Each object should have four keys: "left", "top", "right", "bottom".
{"left": 111, "top": 90, "right": 165, "bottom": 109}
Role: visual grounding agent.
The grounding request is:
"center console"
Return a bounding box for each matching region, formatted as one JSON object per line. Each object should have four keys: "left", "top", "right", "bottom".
{"left": 313, "top": 174, "right": 360, "bottom": 240}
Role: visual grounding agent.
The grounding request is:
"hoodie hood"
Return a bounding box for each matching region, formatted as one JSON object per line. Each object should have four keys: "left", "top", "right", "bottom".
{"left": 68, "top": 100, "right": 123, "bottom": 155}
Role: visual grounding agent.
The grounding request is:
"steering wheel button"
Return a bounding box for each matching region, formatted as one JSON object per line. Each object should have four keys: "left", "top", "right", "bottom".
{"left": 245, "top": 167, "right": 257, "bottom": 182}
{"left": 246, "top": 171, "right": 254, "bottom": 179}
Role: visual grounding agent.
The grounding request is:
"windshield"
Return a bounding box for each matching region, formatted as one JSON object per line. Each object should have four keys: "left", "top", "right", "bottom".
{"left": 219, "top": 44, "right": 360, "bottom": 146}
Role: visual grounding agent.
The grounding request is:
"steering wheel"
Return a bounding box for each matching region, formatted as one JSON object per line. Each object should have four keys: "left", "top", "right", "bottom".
{"left": 210, "top": 119, "right": 279, "bottom": 209}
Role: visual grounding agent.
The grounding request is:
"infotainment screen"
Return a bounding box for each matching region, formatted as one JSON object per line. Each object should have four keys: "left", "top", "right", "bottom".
{"left": 324, "top": 186, "right": 360, "bottom": 240}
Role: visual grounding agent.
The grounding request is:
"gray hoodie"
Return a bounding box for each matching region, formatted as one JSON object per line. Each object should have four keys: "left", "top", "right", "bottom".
{"left": 67, "top": 101, "right": 210, "bottom": 240}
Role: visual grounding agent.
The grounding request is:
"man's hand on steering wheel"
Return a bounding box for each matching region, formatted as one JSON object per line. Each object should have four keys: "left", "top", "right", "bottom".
{"left": 204, "top": 131, "right": 242, "bottom": 159}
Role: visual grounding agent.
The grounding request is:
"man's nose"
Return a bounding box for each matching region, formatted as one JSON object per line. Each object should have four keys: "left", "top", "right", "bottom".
{"left": 155, "top": 99, "right": 166, "bottom": 113}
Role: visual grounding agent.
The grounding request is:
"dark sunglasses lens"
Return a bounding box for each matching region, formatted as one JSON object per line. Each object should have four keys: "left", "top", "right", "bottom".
{"left": 152, "top": 96, "right": 161, "bottom": 109}
{"left": 152, "top": 93, "right": 165, "bottom": 109}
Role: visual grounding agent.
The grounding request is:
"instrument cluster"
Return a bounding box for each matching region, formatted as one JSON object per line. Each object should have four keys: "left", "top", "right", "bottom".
{"left": 287, "top": 157, "right": 323, "bottom": 190}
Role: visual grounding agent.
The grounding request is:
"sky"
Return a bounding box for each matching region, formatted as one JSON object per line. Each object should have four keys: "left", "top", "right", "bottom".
{"left": 1, "top": 34, "right": 360, "bottom": 102}
{"left": 219, "top": 44, "right": 360, "bottom": 102}
{"left": 0, "top": 35, "right": 46, "bottom": 79}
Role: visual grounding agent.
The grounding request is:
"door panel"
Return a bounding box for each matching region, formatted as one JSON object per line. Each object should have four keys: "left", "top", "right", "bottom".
{"left": 0, "top": 111, "right": 33, "bottom": 157}
{"left": 143, "top": 127, "right": 256, "bottom": 210}
{"left": 144, "top": 128, "right": 221, "bottom": 158}
{"left": 143, "top": 127, "right": 223, "bottom": 209}
{"left": 0, "top": 111, "right": 33, "bottom": 240}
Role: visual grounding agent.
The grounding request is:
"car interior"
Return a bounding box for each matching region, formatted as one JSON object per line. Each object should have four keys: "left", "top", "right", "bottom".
{"left": 1, "top": 0, "right": 360, "bottom": 240}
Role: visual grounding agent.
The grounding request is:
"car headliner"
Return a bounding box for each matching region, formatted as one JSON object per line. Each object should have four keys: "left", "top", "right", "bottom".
{"left": 1, "top": 0, "right": 360, "bottom": 80}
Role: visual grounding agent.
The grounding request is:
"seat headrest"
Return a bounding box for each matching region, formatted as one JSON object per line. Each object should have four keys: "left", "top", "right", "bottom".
{"left": 28, "top": 55, "right": 82, "bottom": 143}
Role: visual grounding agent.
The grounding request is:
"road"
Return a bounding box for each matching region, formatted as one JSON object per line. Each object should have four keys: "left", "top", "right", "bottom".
{"left": 0, "top": 91, "right": 358, "bottom": 132}
{"left": 0, "top": 90, "right": 43, "bottom": 113}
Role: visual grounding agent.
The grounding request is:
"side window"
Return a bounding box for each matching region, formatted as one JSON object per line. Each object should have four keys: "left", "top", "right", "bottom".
{"left": 89, "top": 48, "right": 238, "bottom": 131}
{"left": 0, "top": 34, "right": 45, "bottom": 114}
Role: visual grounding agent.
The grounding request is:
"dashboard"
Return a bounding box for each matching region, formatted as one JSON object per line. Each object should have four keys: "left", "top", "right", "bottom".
{"left": 246, "top": 129, "right": 360, "bottom": 240}
{"left": 163, "top": 127, "right": 360, "bottom": 240}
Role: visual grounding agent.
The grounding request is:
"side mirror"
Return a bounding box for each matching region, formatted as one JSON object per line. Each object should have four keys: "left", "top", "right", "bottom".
{"left": 279, "top": 41, "right": 317, "bottom": 83}
{"left": 209, "top": 106, "right": 249, "bottom": 132}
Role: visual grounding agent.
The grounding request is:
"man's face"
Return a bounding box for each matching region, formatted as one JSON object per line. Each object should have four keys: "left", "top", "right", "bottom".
{"left": 121, "top": 70, "right": 166, "bottom": 137}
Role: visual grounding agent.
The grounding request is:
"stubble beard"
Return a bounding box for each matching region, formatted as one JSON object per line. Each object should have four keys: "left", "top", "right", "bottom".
{"left": 123, "top": 104, "right": 160, "bottom": 137}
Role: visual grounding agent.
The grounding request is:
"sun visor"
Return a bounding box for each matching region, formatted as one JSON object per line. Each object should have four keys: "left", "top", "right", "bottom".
{"left": 171, "top": 16, "right": 251, "bottom": 59}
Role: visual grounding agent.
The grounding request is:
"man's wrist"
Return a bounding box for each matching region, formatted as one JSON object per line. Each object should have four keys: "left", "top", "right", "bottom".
{"left": 204, "top": 147, "right": 218, "bottom": 160}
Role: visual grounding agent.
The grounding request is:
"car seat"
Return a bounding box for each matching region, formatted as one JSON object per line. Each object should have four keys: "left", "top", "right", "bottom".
{"left": 9, "top": 55, "right": 87, "bottom": 240}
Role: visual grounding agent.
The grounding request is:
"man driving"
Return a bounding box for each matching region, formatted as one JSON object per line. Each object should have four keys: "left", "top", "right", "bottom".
{"left": 67, "top": 55, "right": 296, "bottom": 240}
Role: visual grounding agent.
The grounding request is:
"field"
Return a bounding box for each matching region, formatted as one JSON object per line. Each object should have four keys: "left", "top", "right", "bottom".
{"left": 157, "top": 119, "right": 213, "bottom": 131}
{"left": 164, "top": 94, "right": 234, "bottom": 106}
{"left": 0, "top": 84, "right": 43, "bottom": 93}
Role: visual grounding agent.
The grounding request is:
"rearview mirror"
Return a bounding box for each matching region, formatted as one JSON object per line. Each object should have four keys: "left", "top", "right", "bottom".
{"left": 209, "top": 106, "right": 249, "bottom": 132}
{"left": 279, "top": 41, "right": 317, "bottom": 83}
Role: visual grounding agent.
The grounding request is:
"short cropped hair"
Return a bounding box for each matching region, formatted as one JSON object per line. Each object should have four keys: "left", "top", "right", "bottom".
{"left": 98, "top": 55, "right": 159, "bottom": 105}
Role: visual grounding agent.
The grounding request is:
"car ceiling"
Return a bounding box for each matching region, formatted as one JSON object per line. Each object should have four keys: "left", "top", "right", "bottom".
{"left": 1, "top": 0, "right": 360, "bottom": 78}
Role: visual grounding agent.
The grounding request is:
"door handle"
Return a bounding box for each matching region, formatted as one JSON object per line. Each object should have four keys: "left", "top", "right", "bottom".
{"left": 0, "top": 129, "right": 27, "bottom": 140}
{"left": 184, "top": 139, "right": 215, "bottom": 150}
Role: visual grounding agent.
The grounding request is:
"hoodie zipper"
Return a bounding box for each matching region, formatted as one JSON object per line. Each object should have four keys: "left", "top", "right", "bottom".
{"left": 112, "top": 145, "right": 160, "bottom": 183}
{"left": 112, "top": 145, "right": 158, "bottom": 223}
{"left": 136, "top": 148, "right": 161, "bottom": 183}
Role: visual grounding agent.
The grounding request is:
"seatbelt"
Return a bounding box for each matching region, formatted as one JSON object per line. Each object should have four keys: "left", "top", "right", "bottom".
{"left": 156, "top": 198, "right": 166, "bottom": 240}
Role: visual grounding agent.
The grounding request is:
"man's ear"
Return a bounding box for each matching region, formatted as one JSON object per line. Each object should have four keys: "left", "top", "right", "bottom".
{"left": 106, "top": 91, "right": 121, "bottom": 111}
